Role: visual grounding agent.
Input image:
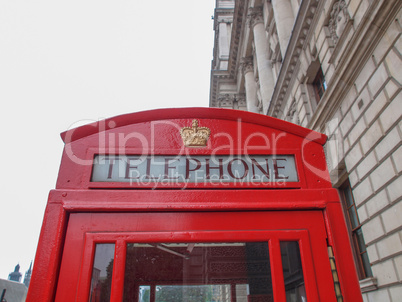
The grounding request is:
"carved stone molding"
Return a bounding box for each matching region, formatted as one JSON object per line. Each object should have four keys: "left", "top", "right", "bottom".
{"left": 228, "top": 0, "right": 246, "bottom": 78}
{"left": 286, "top": 100, "right": 300, "bottom": 124}
{"left": 217, "top": 94, "right": 246, "bottom": 108}
{"left": 215, "top": 18, "right": 233, "bottom": 30}
{"left": 219, "top": 19, "right": 233, "bottom": 24}
{"left": 247, "top": 6, "right": 264, "bottom": 28}
{"left": 328, "top": 0, "right": 350, "bottom": 45}
{"left": 240, "top": 56, "right": 254, "bottom": 74}
{"left": 217, "top": 94, "right": 233, "bottom": 107}
{"left": 257, "top": 98, "right": 263, "bottom": 113}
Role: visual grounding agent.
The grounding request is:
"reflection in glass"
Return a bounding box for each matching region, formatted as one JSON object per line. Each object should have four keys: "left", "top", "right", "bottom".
{"left": 348, "top": 207, "right": 359, "bottom": 229}
{"left": 89, "top": 244, "right": 115, "bottom": 302}
{"left": 139, "top": 285, "right": 150, "bottom": 302}
{"left": 155, "top": 285, "right": 230, "bottom": 301}
{"left": 123, "top": 242, "right": 273, "bottom": 302}
{"left": 280, "top": 242, "right": 306, "bottom": 302}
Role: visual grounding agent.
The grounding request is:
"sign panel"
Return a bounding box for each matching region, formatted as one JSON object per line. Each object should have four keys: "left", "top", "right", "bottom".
{"left": 91, "top": 155, "right": 298, "bottom": 184}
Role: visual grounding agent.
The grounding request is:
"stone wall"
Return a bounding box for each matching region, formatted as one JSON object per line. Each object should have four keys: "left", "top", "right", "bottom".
{"left": 280, "top": 1, "right": 402, "bottom": 300}
{"left": 337, "top": 7, "right": 402, "bottom": 301}
{"left": 210, "top": 1, "right": 402, "bottom": 299}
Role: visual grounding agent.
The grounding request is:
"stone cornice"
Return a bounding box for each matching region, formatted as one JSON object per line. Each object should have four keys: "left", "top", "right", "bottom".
{"left": 213, "top": 8, "right": 234, "bottom": 30}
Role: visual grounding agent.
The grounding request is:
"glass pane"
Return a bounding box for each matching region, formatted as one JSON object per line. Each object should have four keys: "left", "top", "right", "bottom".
{"left": 280, "top": 242, "right": 306, "bottom": 302}
{"left": 343, "top": 187, "right": 354, "bottom": 208}
{"left": 155, "top": 285, "right": 230, "bottom": 301}
{"left": 355, "top": 229, "right": 366, "bottom": 252}
{"left": 139, "top": 285, "right": 150, "bottom": 302}
{"left": 235, "top": 284, "right": 248, "bottom": 302}
{"left": 348, "top": 207, "right": 359, "bottom": 229}
{"left": 89, "top": 243, "right": 115, "bottom": 302}
{"left": 123, "top": 242, "right": 273, "bottom": 302}
{"left": 361, "top": 252, "right": 373, "bottom": 278}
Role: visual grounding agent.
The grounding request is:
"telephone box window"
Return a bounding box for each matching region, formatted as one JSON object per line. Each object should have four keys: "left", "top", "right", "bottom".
{"left": 89, "top": 244, "right": 115, "bottom": 302}
{"left": 123, "top": 242, "right": 273, "bottom": 301}
{"left": 280, "top": 242, "right": 306, "bottom": 302}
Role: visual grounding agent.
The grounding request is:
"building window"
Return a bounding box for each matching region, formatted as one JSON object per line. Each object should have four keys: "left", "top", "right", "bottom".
{"left": 339, "top": 181, "right": 373, "bottom": 279}
{"left": 312, "top": 67, "right": 327, "bottom": 102}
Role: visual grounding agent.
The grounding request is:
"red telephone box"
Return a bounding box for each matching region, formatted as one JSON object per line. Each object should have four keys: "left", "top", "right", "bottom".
{"left": 27, "top": 108, "right": 362, "bottom": 302}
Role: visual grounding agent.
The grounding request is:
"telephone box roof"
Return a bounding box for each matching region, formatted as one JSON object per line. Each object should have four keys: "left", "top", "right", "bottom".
{"left": 60, "top": 107, "right": 327, "bottom": 145}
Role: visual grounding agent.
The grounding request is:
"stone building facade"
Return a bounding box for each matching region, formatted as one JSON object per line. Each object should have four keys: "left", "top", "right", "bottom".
{"left": 210, "top": 0, "right": 401, "bottom": 300}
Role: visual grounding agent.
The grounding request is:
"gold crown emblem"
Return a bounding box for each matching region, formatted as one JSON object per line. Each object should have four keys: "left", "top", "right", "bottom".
{"left": 180, "top": 119, "right": 211, "bottom": 147}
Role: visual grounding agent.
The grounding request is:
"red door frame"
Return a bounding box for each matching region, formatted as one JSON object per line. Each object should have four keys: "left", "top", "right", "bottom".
{"left": 56, "top": 211, "right": 333, "bottom": 302}
{"left": 26, "top": 108, "right": 363, "bottom": 302}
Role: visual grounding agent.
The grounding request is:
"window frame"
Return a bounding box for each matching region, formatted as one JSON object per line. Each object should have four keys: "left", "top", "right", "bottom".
{"left": 312, "top": 67, "right": 327, "bottom": 103}
{"left": 339, "top": 180, "right": 373, "bottom": 280}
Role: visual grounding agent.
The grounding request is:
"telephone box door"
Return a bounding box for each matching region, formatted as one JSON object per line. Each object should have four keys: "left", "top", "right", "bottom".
{"left": 55, "top": 211, "right": 337, "bottom": 302}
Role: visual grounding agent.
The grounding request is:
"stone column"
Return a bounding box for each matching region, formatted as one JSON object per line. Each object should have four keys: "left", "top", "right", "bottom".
{"left": 248, "top": 7, "right": 275, "bottom": 113}
{"left": 240, "top": 57, "right": 259, "bottom": 113}
{"left": 271, "top": 0, "right": 295, "bottom": 57}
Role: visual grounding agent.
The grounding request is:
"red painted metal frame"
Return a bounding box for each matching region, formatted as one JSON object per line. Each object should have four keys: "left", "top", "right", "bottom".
{"left": 77, "top": 231, "right": 313, "bottom": 302}
{"left": 56, "top": 212, "right": 332, "bottom": 302}
{"left": 26, "top": 108, "right": 363, "bottom": 302}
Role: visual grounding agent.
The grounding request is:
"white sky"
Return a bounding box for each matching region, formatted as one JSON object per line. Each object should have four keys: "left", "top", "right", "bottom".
{"left": 0, "top": 0, "right": 215, "bottom": 280}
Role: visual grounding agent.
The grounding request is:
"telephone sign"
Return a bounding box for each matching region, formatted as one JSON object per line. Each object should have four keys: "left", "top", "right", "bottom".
{"left": 91, "top": 154, "right": 298, "bottom": 184}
